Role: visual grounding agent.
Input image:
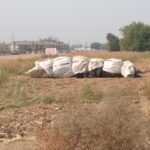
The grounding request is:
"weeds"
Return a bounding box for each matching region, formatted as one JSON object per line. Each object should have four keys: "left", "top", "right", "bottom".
{"left": 0, "top": 57, "right": 36, "bottom": 85}
{"left": 33, "top": 96, "right": 55, "bottom": 104}
{"left": 36, "top": 99, "right": 149, "bottom": 150}
{"left": 0, "top": 68, "right": 9, "bottom": 85}
{"left": 0, "top": 98, "right": 28, "bottom": 111}
{"left": 0, "top": 95, "right": 55, "bottom": 111}
{"left": 9, "top": 78, "right": 25, "bottom": 87}
{"left": 81, "top": 83, "right": 103, "bottom": 102}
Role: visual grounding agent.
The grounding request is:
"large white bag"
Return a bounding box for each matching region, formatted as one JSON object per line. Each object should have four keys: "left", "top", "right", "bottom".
{"left": 72, "top": 56, "right": 89, "bottom": 74}
{"left": 88, "top": 58, "right": 104, "bottom": 71}
{"left": 53, "top": 56, "right": 74, "bottom": 78}
{"left": 121, "top": 61, "right": 135, "bottom": 78}
{"left": 103, "top": 58, "right": 123, "bottom": 74}
{"left": 38, "top": 59, "right": 53, "bottom": 77}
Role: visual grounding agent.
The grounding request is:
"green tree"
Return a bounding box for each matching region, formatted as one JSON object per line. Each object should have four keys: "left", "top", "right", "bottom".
{"left": 120, "top": 22, "right": 150, "bottom": 51}
{"left": 91, "top": 42, "right": 102, "bottom": 50}
{"left": 106, "top": 33, "right": 120, "bottom": 51}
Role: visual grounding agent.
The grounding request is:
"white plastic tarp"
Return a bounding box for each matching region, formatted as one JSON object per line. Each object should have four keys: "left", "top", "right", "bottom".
{"left": 103, "top": 58, "right": 123, "bottom": 74}
{"left": 72, "top": 56, "right": 89, "bottom": 74}
{"left": 88, "top": 58, "right": 104, "bottom": 71}
{"left": 38, "top": 59, "right": 53, "bottom": 77}
{"left": 53, "top": 56, "right": 74, "bottom": 78}
{"left": 121, "top": 61, "right": 135, "bottom": 78}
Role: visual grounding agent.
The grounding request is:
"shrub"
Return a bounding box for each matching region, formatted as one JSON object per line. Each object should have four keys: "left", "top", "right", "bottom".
{"left": 36, "top": 99, "right": 149, "bottom": 150}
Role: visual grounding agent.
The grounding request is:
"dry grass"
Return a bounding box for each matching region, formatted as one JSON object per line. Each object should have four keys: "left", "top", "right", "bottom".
{"left": 36, "top": 99, "right": 149, "bottom": 150}
{"left": 65, "top": 51, "right": 150, "bottom": 62}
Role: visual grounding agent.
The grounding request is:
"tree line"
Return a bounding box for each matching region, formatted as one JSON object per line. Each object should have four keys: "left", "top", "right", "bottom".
{"left": 91, "top": 22, "right": 150, "bottom": 51}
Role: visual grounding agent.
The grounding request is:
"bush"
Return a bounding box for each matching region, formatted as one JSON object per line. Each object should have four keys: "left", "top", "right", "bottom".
{"left": 36, "top": 99, "right": 149, "bottom": 150}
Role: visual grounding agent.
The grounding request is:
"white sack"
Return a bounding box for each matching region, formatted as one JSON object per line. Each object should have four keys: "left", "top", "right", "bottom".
{"left": 38, "top": 59, "right": 53, "bottom": 77}
{"left": 121, "top": 61, "right": 135, "bottom": 78}
{"left": 88, "top": 58, "right": 104, "bottom": 71}
{"left": 53, "top": 56, "right": 74, "bottom": 78}
{"left": 103, "top": 58, "right": 123, "bottom": 74}
{"left": 72, "top": 56, "right": 89, "bottom": 74}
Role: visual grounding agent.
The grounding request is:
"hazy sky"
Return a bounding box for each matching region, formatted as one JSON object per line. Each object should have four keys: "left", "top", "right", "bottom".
{"left": 0, "top": 0, "right": 150, "bottom": 44}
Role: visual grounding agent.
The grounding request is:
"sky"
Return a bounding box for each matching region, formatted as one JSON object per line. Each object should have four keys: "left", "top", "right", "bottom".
{"left": 0, "top": 0, "right": 150, "bottom": 45}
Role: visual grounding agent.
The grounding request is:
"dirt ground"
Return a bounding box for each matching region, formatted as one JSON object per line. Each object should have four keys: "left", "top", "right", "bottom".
{"left": 0, "top": 141, "right": 34, "bottom": 150}
{"left": 0, "top": 52, "right": 150, "bottom": 150}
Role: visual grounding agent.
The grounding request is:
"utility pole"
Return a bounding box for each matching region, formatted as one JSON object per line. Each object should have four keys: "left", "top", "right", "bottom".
{"left": 11, "top": 34, "right": 15, "bottom": 51}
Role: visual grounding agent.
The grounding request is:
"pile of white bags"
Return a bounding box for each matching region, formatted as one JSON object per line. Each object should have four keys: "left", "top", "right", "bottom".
{"left": 26, "top": 56, "right": 137, "bottom": 78}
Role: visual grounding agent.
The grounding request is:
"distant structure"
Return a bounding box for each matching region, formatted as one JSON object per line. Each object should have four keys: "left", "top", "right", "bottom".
{"left": 71, "top": 44, "right": 84, "bottom": 51}
{"left": 0, "top": 42, "right": 9, "bottom": 54}
{"left": 9, "top": 41, "right": 69, "bottom": 53}
{"left": 70, "top": 44, "right": 91, "bottom": 52}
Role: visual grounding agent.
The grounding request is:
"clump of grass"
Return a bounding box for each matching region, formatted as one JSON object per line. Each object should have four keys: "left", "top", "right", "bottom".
{"left": 33, "top": 96, "right": 55, "bottom": 104}
{"left": 4, "top": 78, "right": 25, "bottom": 87}
{"left": 0, "top": 57, "right": 37, "bottom": 86}
{"left": 36, "top": 99, "right": 149, "bottom": 150}
{"left": 0, "top": 86, "right": 30, "bottom": 111}
{"left": 43, "top": 96, "right": 55, "bottom": 104}
{"left": 0, "top": 81, "right": 55, "bottom": 111}
{"left": 0, "top": 98, "right": 28, "bottom": 111}
{"left": 0, "top": 69, "right": 8, "bottom": 85}
{"left": 80, "top": 83, "right": 103, "bottom": 102}
{"left": 0, "top": 104, "right": 18, "bottom": 111}
{"left": 0, "top": 95, "right": 55, "bottom": 111}
{"left": 52, "top": 82, "right": 62, "bottom": 86}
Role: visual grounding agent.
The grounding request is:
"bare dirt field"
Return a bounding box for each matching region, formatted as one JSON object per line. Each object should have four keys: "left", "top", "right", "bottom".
{"left": 0, "top": 51, "right": 150, "bottom": 150}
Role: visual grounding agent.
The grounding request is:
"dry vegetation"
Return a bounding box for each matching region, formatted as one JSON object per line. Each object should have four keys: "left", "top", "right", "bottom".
{"left": 0, "top": 52, "right": 150, "bottom": 150}
{"left": 37, "top": 101, "right": 149, "bottom": 150}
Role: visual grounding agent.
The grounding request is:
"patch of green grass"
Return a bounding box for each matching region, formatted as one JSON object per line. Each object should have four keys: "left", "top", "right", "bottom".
{"left": 42, "top": 96, "right": 55, "bottom": 104}
{"left": 32, "top": 96, "right": 55, "bottom": 104}
{"left": 81, "top": 84, "right": 103, "bottom": 102}
{"left": 0, "top": 95, "right": 55, "bottom": 111}
{"left": 0, "top": 97, "right": 28, "bottom": 111}
{"left": 0, "top": 104, "right": 18, "bottom": 111}
{"left": 0, "top": 57, "right": 37, "bottom": 86}
{"left": 4, "top": 78, "right": 25, "bottom": 87}
{"left": 52, "top": 82, "right": 62, "bottom": 86}
{"left": 11, "top": 78, "right": 25, "bottom": 86}
{"left": 0, "top": 69, "right": 9, "bottom": 85}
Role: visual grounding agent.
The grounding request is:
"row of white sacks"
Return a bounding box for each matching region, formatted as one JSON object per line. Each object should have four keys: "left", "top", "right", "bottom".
{"left": 26, "top": 56, "right": 137, "bottom": 78}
